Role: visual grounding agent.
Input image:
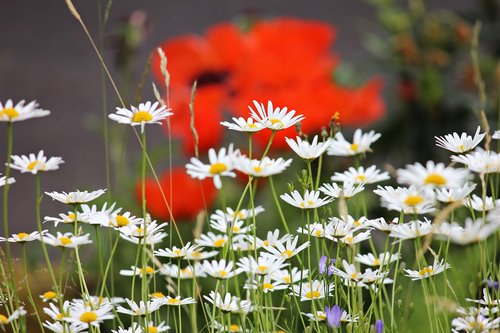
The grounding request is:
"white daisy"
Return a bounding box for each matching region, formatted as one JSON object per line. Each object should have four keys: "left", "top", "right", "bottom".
{"left": 159, "top": 263, "right": 206, "bottom": 279}
{"left": 158, "top": 296, "right": 196, "bottom": 306}
{"left": 366, "top": 217, "right": 399, "bottom": 233}
{"left": 297, "top": 222, "right": 327, "bottom": 238}
{"left": 324, "top": 215, "right": 367, "bottom": 240}
{"left": 451, "top": 314, "right": 500, "bottom": 333}
{"left": 195, "top": 232, "right": 228, "bottom": 248}
{"left": 201, "top": 259, "right": 242, "bottom": 280}
{"left": 451, "top": 149, "right": 500, "bottom": 174}
{"left": 42, "top": 232, "right": 92, "bottom": 248}
{"left": 440, "top": 218, "right": 500, "bottom": 245}
{"left": 355, "top": 252, "right": 400, "bottom": 267}
{"left": 111, "top": 322, "right": 170, "bottom": 333}
{"left": 244, "top": 275, "right": 289, "bottom": 293}
{"left": 0, "top": 230, "right": 45, "bottom": 243}
{"left": 331, "top": 165, "right": 390, "bottom": 184}
{"left": 0, "top": 99, "right": 50, "bottom": 122}
{"left": 464, "top": 194, "right": 500, "bottom": 212}
{"left": 154, "top": 242, "right": 200, "bottom": 259}
{"left": 43, "top": 321, "right": 88, "bottom": 333}
{"left": 435, "top": 126, "right": 485, "bottom": 153}
{"left": 8, "top": 150, "right": 64, "bottom": 175}
{"left": 263, "top": 235, "right": 310, "bottom": 260}
{"left": 210, "top": 206, "right": 265, "bottom": 223}
{"left": 203, "top": 291, "right": 253, "bottom": 314}
{"left": 182, "top": 248, "right": 219, "bottom": 261}
{"left": 220, "top": 117, "right": 265, "bottom": 132}
{"left": 119, "top": 221, "right": 168, "bottom": 245}
{"left": 119, "top": 265, "right": 158, "bottom": 278}
{"left": 0, "top": 174, "right": 15, "bottom": 187}
{"left": 249, "top": 100, "right": 304, "bottom": 131}
{"left": 280, "top": 190, "right": 332, "bottom": 209}
{"left": 44, "top": 211, "right": 83, "bottom": 226}
{"left": 235, "top": 155, "right": 292, "bottom": 177}
{"left": 435, "top": 183, "right": 476, "bottom": 203}
{"left": 374, "top": 185, "right": 436, "bottom": 214}
{"left": 338, "top": 230, "right": 372, "bottom": 245}
{"left": 397, "top": 161, "right": 470, "bottom": 188}
{"left": 212, "top": 321, "right": 250, "bottom": 333}
{"left": 45, "top": 189, "right": 106, "bottom": 205}
{"left": 404, "top": 259, "right": 450, "bottom": 280}
{"left": 78, "top": 202, "right": 125, "bottom": 227}
{"left": 0, "top": 306, "right": 27, "bottom": 325}
{"left": 43, "top": 301, "right": 71, "bottom": 321}
{"left": 64, "top": 302, "right": 114, "bottom": 327}
{"left": 327, "top": 129, "right": 381, "bottom": 156}
{"left": 186, "top": 144, "right": 239, "bottom": 189}
{"left": 389, "top": 219, "right": 434, "bottom": 240}
{"left": 255, "top": 229, "right": 292, "bottom": 248}
{"left": 466, "top": 288, "right": 500, "bottom": 306}
{"left": 237, "top": 255, "right": 288, "bottom": 276}
{"left": 271, "top": 267, "right": 308, "bottom": 285}
{"left": 40, "top": 290, "right": 60, "bottom": 303}
{"left": 291, "top": 280, "right": 334, "bottom": 301}
{"left": 319, "top": 180, "right": 365, "bottom": 199}
{"left": 329, "top": 260, "right": 389, "bottom": 287}
{"left": 108, "top": 101, "right": 172, "bottom": 133}
{"left": 115, "top": 299, "right": 162, "bottom": 316}
{"left": 209, "top": 219, "right": 250, "bottom": 235}
{"left": 285, "top": 135, "right": 333, "bottom": 160}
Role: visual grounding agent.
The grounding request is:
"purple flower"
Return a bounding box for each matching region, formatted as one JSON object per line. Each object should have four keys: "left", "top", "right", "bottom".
{"left": 319, "top": 255, "right": 328, "bottom": 274}
{"left": 325, "top": 305, "right": 342, "bottom": 328}
{"left": 375, "top": 319, "right": 384, "bottom": 333}
{"left": 486, "top": 279, "right": 499, "bottom": 290}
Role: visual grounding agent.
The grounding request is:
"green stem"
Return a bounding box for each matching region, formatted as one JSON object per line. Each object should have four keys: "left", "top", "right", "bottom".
{"left": 269, "top": 176, "right": 290, "bottom": 234}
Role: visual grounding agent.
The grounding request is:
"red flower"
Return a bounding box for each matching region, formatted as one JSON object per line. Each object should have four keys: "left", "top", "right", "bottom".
{"left": 136, "top": 167, "right": 217, "bottom": 221}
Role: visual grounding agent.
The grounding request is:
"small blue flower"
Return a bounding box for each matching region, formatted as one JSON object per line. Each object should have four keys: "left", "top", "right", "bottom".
{"left": 325, "top": 305, "right": 342, "bottom": 328}
{"left": 375, "top": 319, "right": 384, "bottom": 333}
{"left": 319, "top": 255, "right": 328, "bottom": 274}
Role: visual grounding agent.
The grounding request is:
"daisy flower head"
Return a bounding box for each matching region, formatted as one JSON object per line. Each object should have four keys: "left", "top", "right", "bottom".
{"left": 186, "top": 144, "right": 239, "bottom": 189}
{"left": 0, "top": 230, "right": 45, "bottom": 243}
{"left": 331, "top": 165, "right": 390, "bottom": 184}
{"left": 280, "top": 190, "right": 332, "bottom": 209}
{"left": 64, "top": 302, "right": 114, "bottom": 327}
{"left": 440, "top": 218, "right": 500, "bottom": 245}
{"left": 220, "top": 117, "right": 265, "bottom": 133}
{"left": 244, "top": 275, "right": 289, "bottom": 293}
{"left": 0, "top": 173, "right": 15, "bottom": 187}
{"left": 466, "top": 288, "right": 500, "bottom": 306}
{"left": 154, "top": 242, "right": 200, "bottom": 259}
{"left": 397, "top": 161, "right": 470, "bottom": 188}
{"left": 195, "top": 232, "right": 228, "bottom": 248}
{"left": 158, "top": 295, "right": 196, "bottom": 306}
{"left": 389, "top": 218, "right": 434, "bottom": 240}
{"left": 451, "top": 149, "right": 500, "bottom": 174}
{"left": 120, "top": 265, "right": 157, "bottom": 278}
{"left": 263, "top": 235, "right": 310, "bottom": 260}
{"left": 210, "top": 206, "right": 265, "bottom": 224}
{"left": 327, "top": 129, "right": 381, "bottom": 156}
{"left": 203, "top": 291, "right": 253, "bottom": 314}
{"left": 464, "top": 194, "right": 500, "bottom": 212}
{"left": 0, "top": 306, "right": 27, "bottom": 325}
{"left": 256, "top": 229, "right": 292, "bottom": 248}
{"left": 237, "top": 254, "right": 288, "bottom": 276}
{"left": 8, "top": 150, "right": 64, "bottom": 175}
{"left": 435, "top": 183, "right": 476, "bottom": 203}
{"left": 108, "top": 101, "right": 172, "bottom": 133}
{"left": 435, "top": 126, "right": 485, "bottom": 153}
{"left": 271, "top": 267, "right": 308, "bottom": 285}
{"left": 43, "top": 321, "right": 88, "bottom": 333}
{"left": 45, "top": 189, "right": 106, "bottom": 205}
{"left": 404, "top": 258, "right": 450, "bottom": 280}
{"left": 292, "top": 280, "right": 334, "bottom": 301}
{"left": 44, "top": 211, "right": 85, "bottom": 226}
{"left": 209, "top": 219, "right": 250, "bottom": 235}
{"left": 319, "top": 180, "right": 365, "bottom": 199}
{"left": 285, "top": 135, "right": 333, "bottom": 161}
{"left": 40, "top": 290, "right": 60, "bottom": 303}
{"left": 201, "top": 259, "right": 242, "bottom": 279}
{"left": 366, "top": 217, "right": 398, "bottom": 233}
{"left": 355, "top": 252, "right": 400, "bottom": 267}
{"left": 235, "top": 155, "right": 292, "bottom": 177}
{"left": 0, "top": 99, "right": 50, "bottom": 122}
{"left": 374, "top": 185, "right": 436, "bottom": 214}
{"left": 119, "top": 220, "right": 168, "bottom": 245}
{"left": 249, "top": 100, "right": 305, "bottom": 131}
{"left": 451, "top": 314, "right": 500, "bottom": 333}
{"left": 42, "top": 232, "right": 92, "bottom": 248}
{"left": 115, "top": 299, "right": 162, "bottom": 316}
{"left": 159, "top": 263, "right": 206, "bottom": 279}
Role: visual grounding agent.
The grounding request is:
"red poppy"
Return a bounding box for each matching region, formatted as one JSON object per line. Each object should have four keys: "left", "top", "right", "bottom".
{"left": 136, "top": 167, "right": 217, "bottom": 221}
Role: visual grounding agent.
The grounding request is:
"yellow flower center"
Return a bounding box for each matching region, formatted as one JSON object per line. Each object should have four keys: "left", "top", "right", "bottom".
{"left": 281, "top": 250, "right": 293, "bottom": 258}
{"left": 305, "top": 291, "right": 321, "bottom": 299}
{"left": 67, "top": 213, "right": 77, "bottom": 222}
{"left": 258, "top": 265, "right": 268, "bottom": 273}
{"left": 213, "top": 238, "right": 226, "bottom": 247}
{"left": 79, "top": 311, "right": 97, "bottom": 323}
{"left": 350, "top": 273, "right": 359, "bottom": 280}
{"left": 115, "top": 215, "right": 129, "bottom": 227}
{"left": 374, "top": 258, "right": 381, "bottom": 266}
{"left": 318, "top": 313, "right": 327, "bottom": 320}
{"left": 350, "top": 143, "right": 359, "bottom": 152}
{"left": 344, "top": 236, "right": 354, "bottom": 244}
{"left": 43, "top": 291, "right": 57, "bottom": 299}
{"left": 246, "top": 123, "right": 258, "bottom": 129}
{"left": 1, "top": 107, "right": 19, "bottom": 119}
{"left": 458, "top": 144, "right": 465, "bottom": 152}
{"left": 354, "top": 220, "right": 361, "bottom": 226}
{"left": 140, "top": 266, "right": 155, "bottom": 275}
{"left": 150, "top": 292, "right": 164, "bottom": 298}
{"left": 0, "top": 314, "right": 8, "bottom": 324}
{"left": 418, "top": 267, "right": 434, "bottom": 276}
{"left": 356, "top": 175, "right": 366, "bottom": 182}
{"left": 219, "top": 270, "right": 228, "bottom": 278}
{"left": 59, "top": 237, "right": 72, "bottom": 245}
{"left": 314, "top": 230, "right": 322, "bottom": 237}
{"left": 27, "top": 161, "right": 44, "bottom": 171}
{"left": 232, "top": 226, "right": 240, "bottom": 233}
{"left": 253, "top": 166, "right": 263, "bottom": 173}
{"left": 135, "top": 227, "right": 144, "bottom": 235}
{"left": 229, "top": 324, "right": 240, "bottom": 332}
{"left": 148, "top": 327, "right": 159, "bottom": 333}
{"left": 167, "top": 298, "right": 181, "bottom": 305}
{"left": 56, "top": 313, "right": 64, "bottom": 320}
{"left": 404, "top": 195, "right": 424, "bottom": 206}
{"left": 269, "top": 118, "right": 283, "bottom": 128}
{"left": 17, "top": 232, "right": 29, "bottom": 240}
{"left": 283, "top": 276, "right": 291, "bottom": 284}
{"left": 132, "top": 111, "right": 153, "bottom": 123}
{"left": 424, "top": 173, "right": 447, "bottom": 186}
{"left": 263, "top": 283, "right": 274, "bottom": 290}
{"left": 209, "top": 162, "right": 228, "bottom": 175}
{"left": 300, "top": 200, "right": 314, "bottom": 208}
{"left": 173, "top": 249, "right": 182, "bottom": 256}
{"left": 263, "top": 240, "right": 270, "bottom": 246}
